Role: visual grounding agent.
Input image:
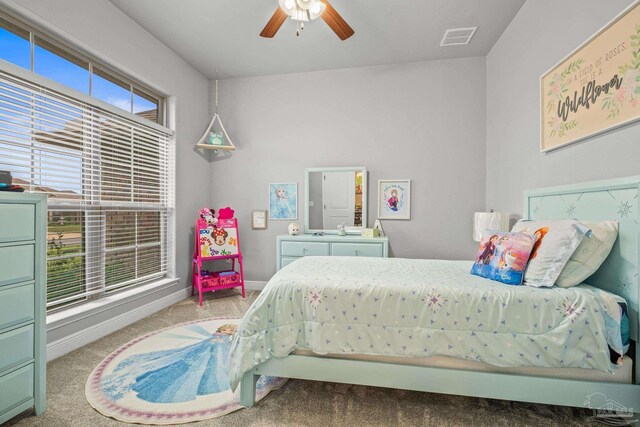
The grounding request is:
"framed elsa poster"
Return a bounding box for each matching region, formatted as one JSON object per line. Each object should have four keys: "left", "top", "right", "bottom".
{"left": 540, "top": 1, "right": 640, "bottom": 151}
{"left": 269, "top": 183, "right": 297, "bottom": 220}
{"left": 378, "top": 179, "right": 411, "bottom": 220}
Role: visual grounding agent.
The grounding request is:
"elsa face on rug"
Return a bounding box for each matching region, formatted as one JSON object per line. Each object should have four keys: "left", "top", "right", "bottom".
{"left": 214, "top": 324, "right": 237, "bottom": 338}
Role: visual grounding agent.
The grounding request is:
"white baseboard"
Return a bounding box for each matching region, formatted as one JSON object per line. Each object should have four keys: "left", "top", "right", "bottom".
{"left": 46, "top": 287, "right": 191, "bottom": 361}
{"left": 245, "top": 280, "right": 267, "bottom": 291}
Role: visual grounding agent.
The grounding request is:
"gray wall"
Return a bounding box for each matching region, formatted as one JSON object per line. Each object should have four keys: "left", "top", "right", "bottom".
{"left": 214, "top": 57, "right": 487, "bottom": 281}
{"left": 1, "top": 0, "right": 211, "bottom": 342}
{"left": 486, "top": 0, "right": 640, "bottom": 215}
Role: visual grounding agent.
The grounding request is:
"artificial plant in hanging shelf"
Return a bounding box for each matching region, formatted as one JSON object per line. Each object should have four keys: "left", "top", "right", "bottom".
{"left": 196, "top": 79, "right": 236, "bottom": 152}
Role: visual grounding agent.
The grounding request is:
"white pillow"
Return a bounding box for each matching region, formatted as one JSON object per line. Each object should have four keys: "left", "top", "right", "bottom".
{"left": 511, "top": 219, "right": 590, "bottom": 287}
{"left": 555, "top": 221, "right": 619, "bottom": 288}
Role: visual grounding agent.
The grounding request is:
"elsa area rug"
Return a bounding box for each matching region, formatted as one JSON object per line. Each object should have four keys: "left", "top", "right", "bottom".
{"left": 85, "top": 317, "right": 286, "bottom": 425}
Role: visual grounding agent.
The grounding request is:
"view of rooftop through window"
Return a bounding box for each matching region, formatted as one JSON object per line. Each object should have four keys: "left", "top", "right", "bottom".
{"left": 0, "top": 14, "right": 162, "bottom": 124}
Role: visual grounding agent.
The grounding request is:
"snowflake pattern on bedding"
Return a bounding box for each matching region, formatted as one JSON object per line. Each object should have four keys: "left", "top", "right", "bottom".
{"left": 422, "top": 291, "right": 448, "bottom": 312}
{"left": 307, "top": 288, "right": 324, "bottom": 311}
{"left": 227, "top": 257, "right": 628, "bottom": 391}
{"left": 558, "top": 299, "right": 584, "bottom": 323}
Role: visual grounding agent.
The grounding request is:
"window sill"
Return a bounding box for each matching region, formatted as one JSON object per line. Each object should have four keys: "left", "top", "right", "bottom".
{"left": 47, "top": 277, "right": 181, "bottom": 332}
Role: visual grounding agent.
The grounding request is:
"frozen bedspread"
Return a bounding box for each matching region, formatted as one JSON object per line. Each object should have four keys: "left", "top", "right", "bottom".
{"left": 228, "top": 257, "right": 628, "bottom": 390}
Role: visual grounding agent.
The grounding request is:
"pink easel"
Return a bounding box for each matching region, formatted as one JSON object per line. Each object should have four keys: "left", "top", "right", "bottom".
{"left": 192, "top": 207, "right": 246, "bottom": 306}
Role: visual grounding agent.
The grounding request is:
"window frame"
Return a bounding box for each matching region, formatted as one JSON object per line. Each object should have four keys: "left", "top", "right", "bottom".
{"left": 0, "top": 10, "right": 175, "bottom": 313}
{"left": 0, "top": 10, "right": 166, "bottom": 126}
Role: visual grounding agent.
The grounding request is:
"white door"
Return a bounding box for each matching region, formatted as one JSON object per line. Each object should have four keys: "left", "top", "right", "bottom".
{"left": 322, "top": 171, "right": 355, "bottom": 229}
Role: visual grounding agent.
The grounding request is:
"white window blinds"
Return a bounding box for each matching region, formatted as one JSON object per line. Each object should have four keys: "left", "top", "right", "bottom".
{"left": 0, "top": 68, "right": 174, "bottom": 311}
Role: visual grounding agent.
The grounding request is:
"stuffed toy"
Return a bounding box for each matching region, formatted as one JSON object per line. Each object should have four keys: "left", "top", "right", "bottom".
{"left": 198, "top": 208, "right": 217, "bottom": 228}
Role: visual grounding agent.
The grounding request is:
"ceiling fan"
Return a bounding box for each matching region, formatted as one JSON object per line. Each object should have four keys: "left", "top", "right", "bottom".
{"left": 260, "top": 0, "right": 354, "bottom": 40}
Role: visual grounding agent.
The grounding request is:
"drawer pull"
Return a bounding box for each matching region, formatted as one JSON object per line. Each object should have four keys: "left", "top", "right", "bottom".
{"left": 355, "top": 250, "right": 360, "bottom": 256}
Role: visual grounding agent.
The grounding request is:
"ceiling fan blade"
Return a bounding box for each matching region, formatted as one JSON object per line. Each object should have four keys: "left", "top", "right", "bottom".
{"left": 320, "top": 0, "right": 354, "bottom": 41}
{"left": 260, "top": 7, "right": 288, "bottom": 38}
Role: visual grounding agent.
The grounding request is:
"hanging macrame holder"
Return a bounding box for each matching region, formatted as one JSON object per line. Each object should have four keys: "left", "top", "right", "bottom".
{"left": 196, "top": 79, "right": 236, "bottom": 152}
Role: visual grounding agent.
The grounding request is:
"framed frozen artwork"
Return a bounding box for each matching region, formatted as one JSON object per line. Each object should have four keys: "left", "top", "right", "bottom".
{"left": 378, "top": 179, "right": 411, "bottom": 220}
{"left": 269, "top": 183, "right": 298, "bottom": 220}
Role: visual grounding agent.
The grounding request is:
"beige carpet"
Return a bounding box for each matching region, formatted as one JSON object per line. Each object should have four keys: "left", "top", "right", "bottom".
{"left": 7, "top": 289, "right": 599, "bottom": 427}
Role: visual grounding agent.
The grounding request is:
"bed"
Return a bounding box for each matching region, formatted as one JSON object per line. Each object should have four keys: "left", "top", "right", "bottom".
{"left": 233, "top": 176, "right": 640, "bottom": 412}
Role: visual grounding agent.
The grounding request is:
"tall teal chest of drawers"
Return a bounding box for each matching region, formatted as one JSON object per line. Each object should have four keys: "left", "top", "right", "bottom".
{"left": 277, "top": 234, "right": 389, "bottom": 270}
{"left": 0, "top": 193, "right": 46, "bottom": 423}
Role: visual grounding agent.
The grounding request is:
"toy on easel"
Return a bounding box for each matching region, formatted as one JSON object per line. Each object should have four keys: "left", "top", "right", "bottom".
{"left": 192, "top": 206, "right": 245, "bottom": 306}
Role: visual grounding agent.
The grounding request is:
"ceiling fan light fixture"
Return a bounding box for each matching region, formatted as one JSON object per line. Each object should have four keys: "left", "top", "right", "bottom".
{"left": 279, "top": 0, "right": 296, "bottom": 16}
{"left": 308, "top": 2, "right": 326, "bottom": 20}
{"left": 262, "top": 0, "right": 353, "bottom": 40}
{"left": 280, "top": 0, "right": 324, "bottom": 21}
{"left": 291, "top": 9, "right": 309, "bottom": 21}
{"left": 296, "top": 0, "right": 314, "bottom": 10}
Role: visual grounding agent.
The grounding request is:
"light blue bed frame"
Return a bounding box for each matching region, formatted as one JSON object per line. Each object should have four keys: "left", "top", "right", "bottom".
{"left": 239, "top": 176, "right": 640, "bottom": 411}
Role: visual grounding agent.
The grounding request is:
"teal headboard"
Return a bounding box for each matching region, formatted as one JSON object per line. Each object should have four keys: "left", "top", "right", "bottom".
{"left": 524, "top": 176, "right": 639, "bottom": 344}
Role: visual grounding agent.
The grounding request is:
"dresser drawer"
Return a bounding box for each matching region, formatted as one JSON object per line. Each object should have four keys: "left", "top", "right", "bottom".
{"left": 281, "top": 257, "right": 300, "bottom": 268}
{"left": 0, "top": 364, "right": 34, "bottom": 416}
{"left": 331, "top": 243, "right": 384, "bottom": 258}
{"left": 281, "top": 241, "right": 330, "bottom": 257}
{"left": 0, "top": 205, "right": 35, "bottom": 243}
{"left": 0, "top": 284, "right": 34, "bottom": 331}
{"left": 0, "top": 244, "right": 34, "bottom": 287}
{"left": 0, "top": 325, "right": 33, "bottom": 375}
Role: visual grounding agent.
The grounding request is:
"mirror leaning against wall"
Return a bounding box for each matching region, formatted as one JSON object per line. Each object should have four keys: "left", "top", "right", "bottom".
{"left": 304, "top": 167, "right": 367, "bottom": 234}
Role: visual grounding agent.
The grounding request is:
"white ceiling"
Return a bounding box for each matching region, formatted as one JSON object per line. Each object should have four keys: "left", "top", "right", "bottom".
{"left": 109, "top": 0, "right": 525, "bottom": 79}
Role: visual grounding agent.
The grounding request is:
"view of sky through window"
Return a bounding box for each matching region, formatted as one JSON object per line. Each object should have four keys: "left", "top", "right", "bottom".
{"left": 93, "top": 70, "right": 132, "bottom": 112}
{"left": 0, "top": 18, "right": 160, "bottom": 120}
{"left": 0, "top": 26, "right": 30, "bottom": 69}
{"left": 133, "top": 92, "right": 158, "bottom": 114}
{"left": 34, "top": 38, "right": 90, "bottom": 95}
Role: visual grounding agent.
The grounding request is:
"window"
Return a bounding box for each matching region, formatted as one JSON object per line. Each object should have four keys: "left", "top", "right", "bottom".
{"left": 0, "top": 16, "right": 30, "bottom": 70}
{"left": 0, "top": 13, "right": 164, "bottom": 125}
{"left": 47, "top": 210, "right": 85, "bottom": 304}
{"left": 0, "top": 11, "right": 172, "bottom": 312}
{"left": 92, "top": 68, "right": 131, "bottom": 113}
{"left": 0, "top": 69, "right": 174, "bottom": 311}
{"left": 34, "top": 36, "right": 90, "bottom": 95}
{"left": 133, "top": 88, "right": 159, "bottom": 124}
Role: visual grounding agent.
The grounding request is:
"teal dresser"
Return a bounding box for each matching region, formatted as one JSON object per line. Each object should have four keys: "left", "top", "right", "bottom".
{"left": 277, "top": 234, "right": 389, "bottom": 270}
{"left": 0, "top": 193, "right": 46, "bottom": 423}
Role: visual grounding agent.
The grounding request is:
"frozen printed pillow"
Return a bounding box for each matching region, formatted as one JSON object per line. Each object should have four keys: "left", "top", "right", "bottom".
{"left": 555, "top": 221, "right": 619, "bottom": 288}
{"left": 511, "top": 219, "right": 591, "bottom": 288}
{"left": 470, "top": 231, "right": 536, "bottom": 285}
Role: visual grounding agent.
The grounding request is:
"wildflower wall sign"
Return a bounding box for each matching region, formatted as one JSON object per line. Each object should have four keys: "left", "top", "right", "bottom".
{"left": 540, "top": 1, "right": 640, "bottom": 152}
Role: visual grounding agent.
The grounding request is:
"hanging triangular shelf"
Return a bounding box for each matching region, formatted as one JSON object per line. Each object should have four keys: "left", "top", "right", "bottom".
{"left": 196, "top": 113, "right": 236, "bottom": 151}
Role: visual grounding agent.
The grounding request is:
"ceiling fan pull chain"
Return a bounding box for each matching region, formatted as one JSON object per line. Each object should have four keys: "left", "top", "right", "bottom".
{"left": 215, "top": 77, "right": 219, "bottom": 113}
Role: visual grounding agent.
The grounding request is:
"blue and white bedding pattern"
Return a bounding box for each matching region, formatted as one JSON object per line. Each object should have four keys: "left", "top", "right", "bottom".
{"left": 228, "top": 257, "right": 629, "bottom": 390}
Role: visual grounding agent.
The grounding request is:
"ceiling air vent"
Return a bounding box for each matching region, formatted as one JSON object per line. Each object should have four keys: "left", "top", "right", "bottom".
{"left": 440, "top": 27, "right": 477, "bottom": 46}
